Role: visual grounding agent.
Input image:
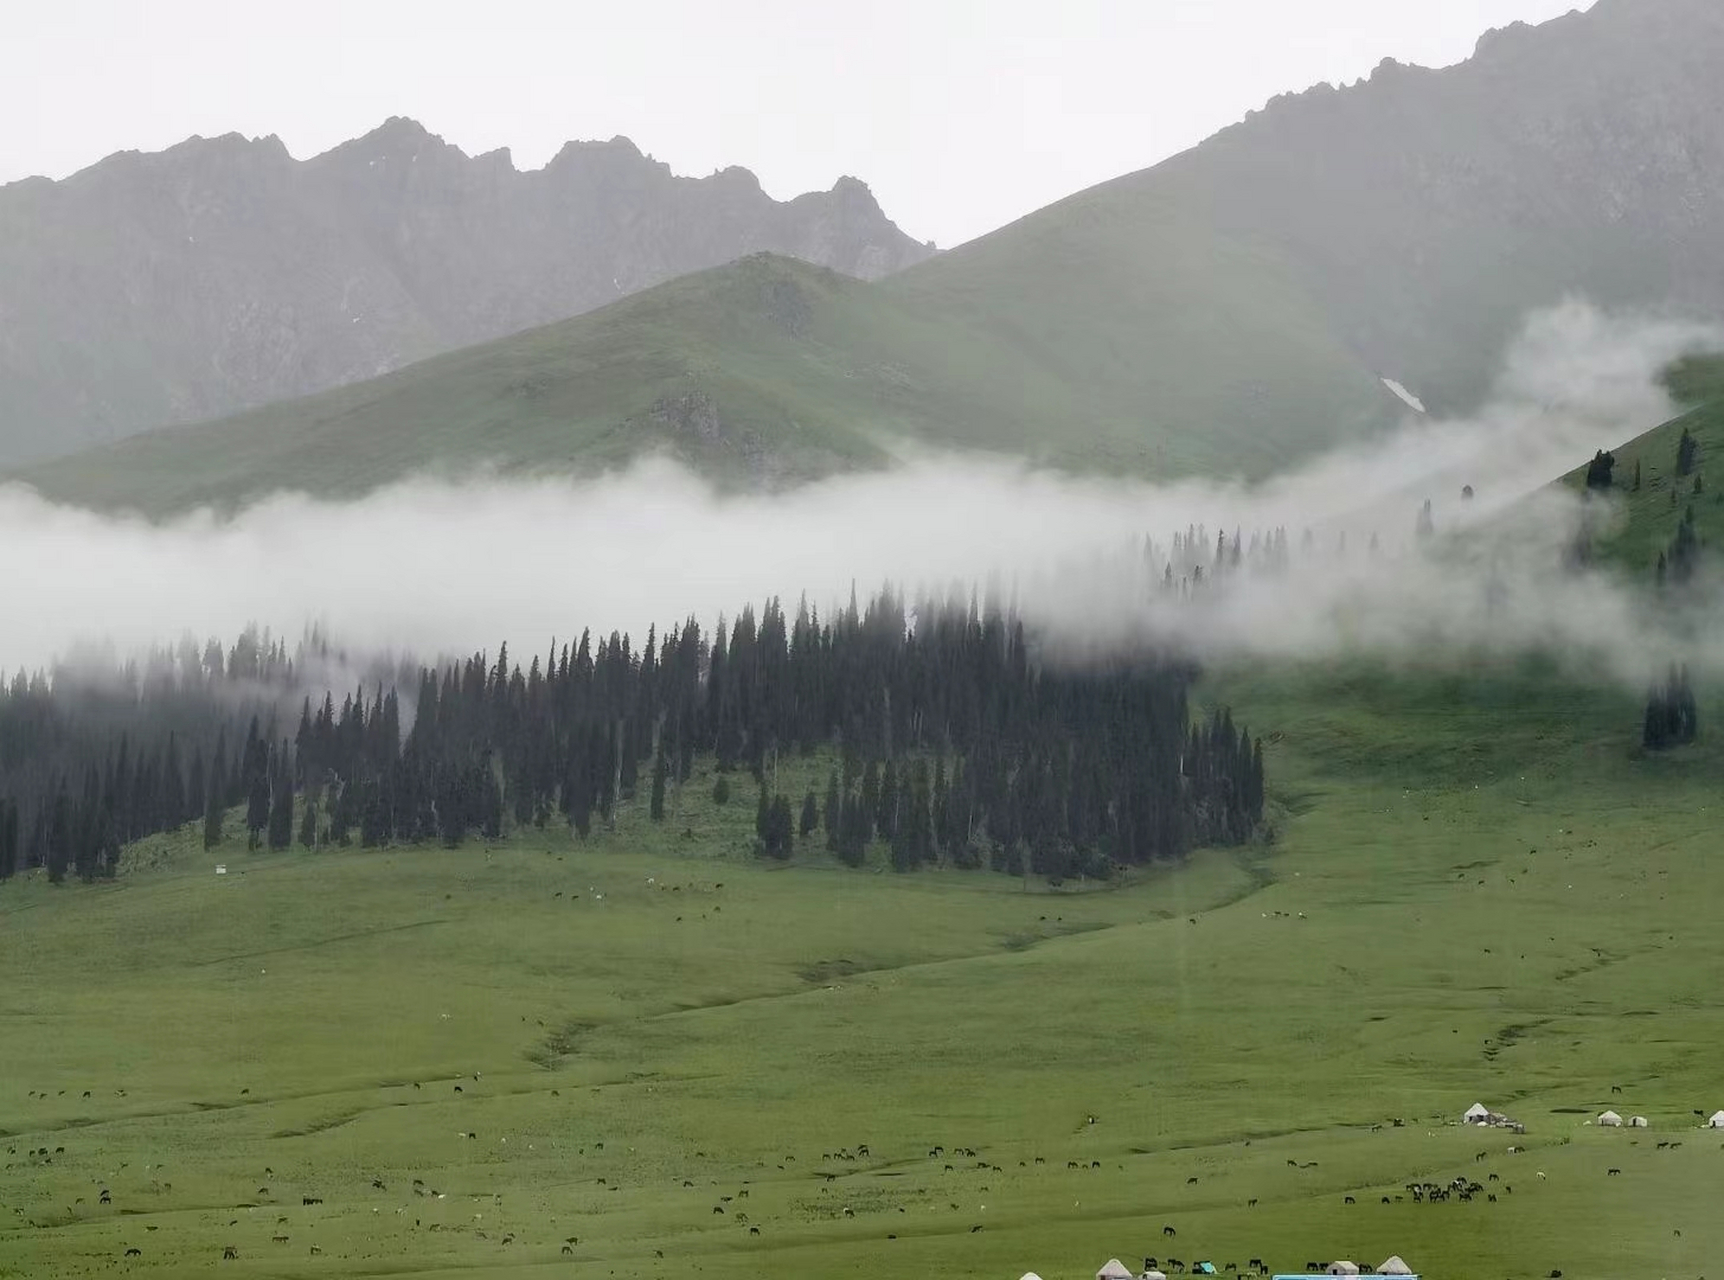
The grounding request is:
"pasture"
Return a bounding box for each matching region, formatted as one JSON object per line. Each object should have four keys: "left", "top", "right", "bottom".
{"left": 3, "top": 670, "right": 1724, "bottom": 1279}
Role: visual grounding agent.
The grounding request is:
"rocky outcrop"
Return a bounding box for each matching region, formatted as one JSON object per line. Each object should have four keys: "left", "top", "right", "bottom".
{"left": 0, "top": 119, "right": 933, "bottom": 463}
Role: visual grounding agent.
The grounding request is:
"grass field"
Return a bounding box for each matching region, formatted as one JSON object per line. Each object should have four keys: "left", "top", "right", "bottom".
{"left": 4, "top": 665, "right": 1723, "bottom": 1280}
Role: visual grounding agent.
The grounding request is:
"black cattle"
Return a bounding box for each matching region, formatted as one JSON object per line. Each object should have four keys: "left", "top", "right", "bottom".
{"left": 970, "top": 1224, "right": 984, "bottom": 1233}
{"left": 750, "top": 1226, "right": 760, "bottom": 1236}
{"left": 302, "top": 1197, "right": 322, "bottom": 1206}
{"left": 713, "top": 1206, "right": 724, "bottom": 1214}
{"left": 124, "top": 1248, "right": 141, "bottom": 1258}
{"left": 1187, "top": 1176, "right": 1199, "bottom": 1184}
{"left": 1344, "top": 1196, "right": 1356, "bottom": 1204}
{"left": 562, "top": 1244, "right": 574, "bottom": 1255}
{"left": 222, "top": 1246, "right": 239, "bottom": 1260}
{"left": 1164, "top": 1225, "right": 1177, "bottom": 1237}
{"left": 1607, "top": 1168, "right": 1621, "bottom": 1177}
{"left": 1247, "top": 1198, "right": 1258, "bottom": 1208}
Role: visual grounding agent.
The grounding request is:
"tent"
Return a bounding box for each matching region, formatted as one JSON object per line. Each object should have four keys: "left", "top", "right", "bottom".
{"left": 1463, "top": 1102, "right": 1490, "bottom": 1123}
{"left": 1020, "top": 1274, "right": 1045, "bottom": 1280}
{"left": 1708, "top": 1111, "right": 1724, "bottom": 1129}
{"left": 1598, "top": 1110, "right": 1623, "bottom": 1127}
{"left": 1098, "top": 1262, "right": 1135, "bottom": 1280}
{"left": 1629, "top": 1115, "right": 1649, "bottom": 1128}
{"left": 1380, "top": 1257, "right": 1414, "bottom": 1276}
{"left": 1327, "top": 1264, "right": 1361, "bottom": 1277}
{"left": 1142, "top": 1272, "right": 1168, "bottom": 1280}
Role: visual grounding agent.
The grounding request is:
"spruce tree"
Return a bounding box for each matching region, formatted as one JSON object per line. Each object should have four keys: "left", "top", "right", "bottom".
{"left": 267, "top": 758, "right": 294, "bottom": 851}
{"left": 649, "top": 749, "right": 668, "bottom": 821}
{"left": 298, "top": 798, "right": 318, "bottom": 850}
{"left": 823, "top": 769, "right": 840, "bottom": 850}
{"left": 203, "top": 754, "right": 227, "bottom": 850}
{"left": 799, "top": 790, "right": 818, "bottom": 838}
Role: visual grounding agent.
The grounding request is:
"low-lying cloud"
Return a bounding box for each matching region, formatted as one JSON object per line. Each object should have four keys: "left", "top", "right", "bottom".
{"left": 2, "top": 300, "right": 1717, "bottom": 687}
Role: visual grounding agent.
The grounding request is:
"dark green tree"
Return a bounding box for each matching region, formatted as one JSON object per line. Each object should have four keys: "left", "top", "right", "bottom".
{"left": 649, "top": 748, "right": 668, "bottom": 821}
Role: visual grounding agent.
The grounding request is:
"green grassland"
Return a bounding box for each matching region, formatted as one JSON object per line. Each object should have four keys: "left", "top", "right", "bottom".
{"left": 5, "top": 667, "right": 1723, "bottom": 1280}
{"left": 12, "top": 246, "right": 1397, "bottom": 515}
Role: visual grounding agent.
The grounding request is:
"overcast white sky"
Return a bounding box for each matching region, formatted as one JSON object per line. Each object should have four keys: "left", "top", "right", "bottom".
{"left": 5, "top": 0, "right": 1593, "bottom": 248}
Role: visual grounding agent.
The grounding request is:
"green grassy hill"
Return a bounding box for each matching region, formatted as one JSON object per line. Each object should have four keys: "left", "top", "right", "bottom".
{"left": 12, "top": 249, "right": 1394, "bottom": 515}
{"left": 5, "top": 664, "right": 1723, "bottom": 1279}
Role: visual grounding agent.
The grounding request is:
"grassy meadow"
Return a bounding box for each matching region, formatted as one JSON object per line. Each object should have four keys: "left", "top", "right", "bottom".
{"left": 3, "top": 667, "right": 1723, "bottom": 1280}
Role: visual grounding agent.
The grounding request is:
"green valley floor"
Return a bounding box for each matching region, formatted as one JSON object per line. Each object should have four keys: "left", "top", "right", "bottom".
{"left": 2, "top": 665, "right": 1721, "bottom": 1279}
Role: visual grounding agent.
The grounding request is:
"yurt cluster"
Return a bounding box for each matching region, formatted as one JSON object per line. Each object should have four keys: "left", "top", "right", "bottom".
{"left": 1033, "top": 1259, "right": 1418, "bottom": 1280}
{"left": 1467, "top": 1099, "right": 1724, "bottom": 1130}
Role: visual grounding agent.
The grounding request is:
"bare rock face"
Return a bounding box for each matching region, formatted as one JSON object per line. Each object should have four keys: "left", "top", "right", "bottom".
{"left": 0, "top": 119, "right": 934, "bottom": 464}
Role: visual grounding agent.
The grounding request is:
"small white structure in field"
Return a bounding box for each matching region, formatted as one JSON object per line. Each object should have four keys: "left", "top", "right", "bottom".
{"left": 1327, "top": 1263, "right": 1361, "bottom": 1277}
{"left": 1020, "top": 1273, "right": 1044, "bottom": 1280}
{"left": 1142, "top": 1271, "right": 1168, "bottom": 1280}
{"left": 1379, "top": 1256, "right": 1414, "bottom": 1276}
{"left": 1598, "top": 1110, "right": 1623, "bottom": 1127}
{"left": 1708, "top": 1110, "right": 1724, "bottom": 1128}
{"left": 1098, "top": 1262, "right": 1134, "bottom": 1280}
{"left": 215, "top": 864, "right": 227, "bottom": 875}
{"left": 1629, "top": 1115, "right": 1648, "bottom": 1128}
{"left": 1463, "top": 1102, "right": 1490, "bottom": 1124}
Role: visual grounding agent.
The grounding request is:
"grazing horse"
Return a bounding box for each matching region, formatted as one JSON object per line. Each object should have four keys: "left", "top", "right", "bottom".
{"left": 1163, "top": 1225, "right": 1177, "bottom": 1237}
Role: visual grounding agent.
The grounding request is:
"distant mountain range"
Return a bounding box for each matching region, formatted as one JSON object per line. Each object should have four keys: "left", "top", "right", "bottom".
{"left": 13, "top": 0, "right": 1724, "bottom": 511}
{"left": 0, "top": 117, "right": 933, "bottom": 464}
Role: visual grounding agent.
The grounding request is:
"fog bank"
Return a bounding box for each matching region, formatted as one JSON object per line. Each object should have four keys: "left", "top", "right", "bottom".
{"left": 2, "top": 301, "right": 1717, "bottom": 684}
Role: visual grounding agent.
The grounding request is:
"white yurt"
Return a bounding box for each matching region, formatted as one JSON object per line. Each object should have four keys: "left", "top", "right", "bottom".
{"left": 1098, "top": 1261, "right": 1135, "bottom": 1280}
{"left": 1463, "top": 1102, "right": 1490, "bottom": 1123}
{"left": 1597, "top": 1109, "right": 1623, "bottom": 1127}
{"left": 1020, "top": 1274, "right": 1044, "bottom": 1280}
{"left": 1327, "top": 1264, "right": 1361, "bottom": 1277}
{"left": 1380, "top": 1256, "right": 1414, "bottom": 1276}
{"left": 1629, "top": 1115, "right": 1648, "bottom": 1128}
{"left": 1709, "top": 1110, "right": 1724, "bottom": 1129}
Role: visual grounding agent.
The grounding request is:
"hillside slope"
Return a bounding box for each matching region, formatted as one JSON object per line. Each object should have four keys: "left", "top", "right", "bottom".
{"left": 0, "top": 118, "right": 932, "bottom": 465}
{"left": 25, "top": 252, "right": 1344, "bottom": 512}
{"left": 888, "top": 0, "right": 1724, "bottom": 421}
{"left": 1561, "top": 355, "right": 1724, "bottom": 572}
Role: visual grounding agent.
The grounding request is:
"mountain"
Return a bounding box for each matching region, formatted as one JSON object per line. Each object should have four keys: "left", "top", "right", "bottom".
{"left": 16, "top": 0, "right": 1724, "bottom": 511}
{"left": 0, "top": 117, "right": 932, "bottom": 465}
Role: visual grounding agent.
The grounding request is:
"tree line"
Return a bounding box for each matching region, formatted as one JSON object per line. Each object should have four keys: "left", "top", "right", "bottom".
{"left": 0, "top": 590, "right": 1266, "bottom": 884}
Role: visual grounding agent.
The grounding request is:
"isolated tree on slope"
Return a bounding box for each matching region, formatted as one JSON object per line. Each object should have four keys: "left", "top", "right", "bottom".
{"left": 1676, "top": 427, "right": 1698, "bottom": 478}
